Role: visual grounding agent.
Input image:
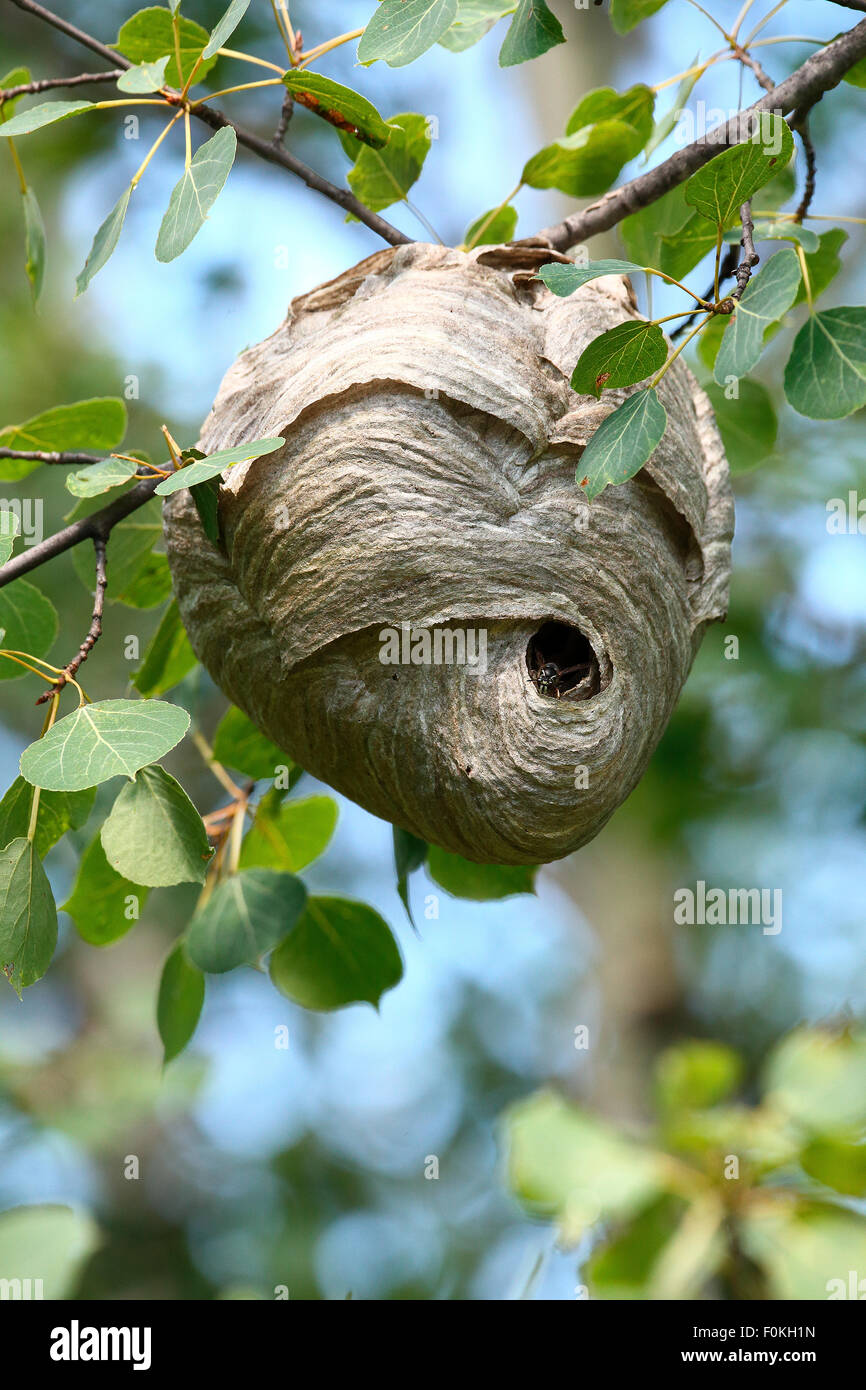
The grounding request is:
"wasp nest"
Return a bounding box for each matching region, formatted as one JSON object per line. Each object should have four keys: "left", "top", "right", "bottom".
{"left": 163, "top": 242, "right": 732, "bottom": 865}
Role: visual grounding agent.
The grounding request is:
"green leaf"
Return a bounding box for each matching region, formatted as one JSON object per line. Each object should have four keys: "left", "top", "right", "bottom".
{"left": 0, "top": 510, "right": 20, "bottom": 565}
{"left": 155, "top": 126, "right": 236, "bottom": 263}
{"left": 212, "top": 705, "right": 294, "bottom": 781}
{"left": 116, "top": 7, "right": 217, "bottom": 89}
{"left": 20, "top": 699, "right": 190, "bottom": 793}
{"left": 283, "top": 72, "right": 390, "bottom": 149}
{"left": 394, "top": 826, "right": 427, "bottom": 926}
{"left": 571, "top": 320, "right": 668, "bottom": 398}
{"left": 0, "top": 100, "right": 93, "bottom": 138}
{"left": 784, "top": 307, "right": 866, "bottom": 420}
{"left": 358, "top": 0, "right": 458, "bottom": 67}
{"left": 0, "top": 397, "right": 126, "bottom": 482}
{"left": 0, "top": 778, "right": 95, "bottom": 859}
{"left": 70, "top": 497, "right": 161, "bottom": 596}
{"left": 65, "top": 456, "right": 140, "bottom": 498}
{"left": 800, "top": 1139, "right": 866, "bottom": 1197}
{"left": 567, "top": 84, "right": 655, "bottom": 152}
{"left": 576, "top": 387, "right": 667, "bottom": 501}
{"left": 439, "top": 1, "right": 515, "bottom": 52}
{"left": 0, "top": 580, "right": 58, "bottom": 681}
{"left": 203, "top": 0, "right": 252, "bottom": 59}
{"left": 342, "top": 112, "right": 431, "bottom": 215}
{"left": 63, "top": 833, "right": 148, "bottom": 945}
{"left": 157, "top": 942, "right": 205, "bottom": 1063}
{"left": 742, "top": 1202, "right": 866, "bottom": 1301}
{"left": 655, "top": 1041, "right": 742, "bottom": 1113}
{"left": 506, "top": 1090, "right": 669, "bottom": 1243}
{"left": 499, "top": 0, "right": 565, "bottom": 67}
{"left": 0, "top": 1206, "right": 100, "bottom": 1299}
{"left": 426, "top": 846, "right": 536, "bottom": 900}
{"left": 0, "top": 837, "right": 57, "bottom": 991}
{"left": 713, "top": 248, "right": 801, "bottom": 384}
{"left": 763, "top": 1028, "right": 866, "bottom": 1137}
{"left": 116, "top": 57, "right": 170, "bottom": 92}
{"left": 239, "top": 796, "right": 337, "bottom": 873}
{"left": 132, "top": 599, "right": 197, "bottom": 697}
{"left": 75, "top": 186, "right": 132, "bottom": 296}
{"left": 0, "top": 66, "right": 31, "bottom": 119}
{"left": 522, "top": 120, "right": 642, "bottom": 198}
{"left": 610, "top": 0, "right": 670, "bottom": 33}
{"left": 190, "top": 476, "right": 221, "bottom": 543}
{"left": 620, "top": 183, "right": 692, "bottom": 266}
{"left": 101, "top": 764, "right": 211, "bottom": 887}
{"left": 154, "top": 435, "right": 283, "bottom": 493}
{"left": 117, "top": 551, "right": 173, "bottom": 609}
{"left": 685, "top": 113, "right": 795, "bottom": 227}
{"left": 187, "top": 868, "right": 307, "bottom": 974}
{"left": 463, "top": 203, "right": 517, "bottom": 248}
{"left": 793, "top": 227, "right": 847, "bottom": 308}
{"left": 537, "top": 258, "right": 644, "bottom": 297}
{"left": 704, "top": 379, "right": 777, "bottom": 475}
{"left": 269, "top": 896, "right": 403, "bottom": 1011}
{"left": 22, "top": 186, "right": 45, "bottom": 304}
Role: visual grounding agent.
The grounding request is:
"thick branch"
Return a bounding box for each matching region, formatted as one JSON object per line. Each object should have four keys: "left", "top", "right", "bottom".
{"left": 0, "top": 475, "right": 161, "bottom": 589}
{"left": 36, "top": 538, "right": 107, "bottom": 702}
{"left": 8, "top": 0, "right": 410, "bottom": 248}
{"left": 0, "top": 447, "right": 102, "bottom": 466}
{"left": 0, "top": 71, "right": 122, "bottom": 104}
{"left": 535, "top": 20, "right": 866, "bottom": 250}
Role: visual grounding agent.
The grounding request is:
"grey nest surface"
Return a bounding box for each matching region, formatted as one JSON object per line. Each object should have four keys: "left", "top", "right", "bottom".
{"left": 164, "top": 241, "right": 733, "bottom": 865}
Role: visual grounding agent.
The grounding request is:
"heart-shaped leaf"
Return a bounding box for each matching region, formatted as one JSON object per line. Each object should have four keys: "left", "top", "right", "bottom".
{"left": 101, "top": 764, "right": 211, "bottom": 887}
{"left": 65, "top": 456, "right": 140, "bottom": 498}
{"left": 269, "top": 896, "right": 403, "bottom": 1010}
{"left": 784, "top": 307, "right": 866, "bottom": 420}
{"left": 499, "top": 0, "right": 565, "bottom": 66}
{"left": 713, "top": 248, "right": 801, "bottom": 384}
{"left": 685, "top": 113, "right": 794, "bottom": 227}
{"left": 358, "top": 0, "right": 458, "bottom": 68}
{"left": 63, "top": 833, "right": 148, "bottom": 946}
{"left": 571, "top": 320, "right": 669, "bottom": 398}
{"left": 20, "top": 699, "right": 190, "bottom": 792}
{"left": 576, "top": 387, "right": 668, "bottom": 500}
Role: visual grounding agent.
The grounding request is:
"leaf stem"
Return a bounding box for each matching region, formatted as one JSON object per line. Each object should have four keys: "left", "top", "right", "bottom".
{"left": 191, "top": 730, "right": 244, "bottom": 799}
{"left": 714, "top": 224, "right": 724, "bottom": 301}
{"left": 297, "top": 28, "right": 365, "bottom": 69}
{"left": 27, "top": 692, "right": 60, "bottom": 840}
{"left": 130, "top": 108, "right": 184, "bottom": 187}
{"left": 190, "top": 78, "right": 284, "bottom": 107}
{"left": 795, "top": 243, "right": 813, "bottom": 309}
{"left": 650, "top": 313, "right": 713, "bottom": 387}
{"left": 217, "top": 48, "right": 287, "bottom": 74}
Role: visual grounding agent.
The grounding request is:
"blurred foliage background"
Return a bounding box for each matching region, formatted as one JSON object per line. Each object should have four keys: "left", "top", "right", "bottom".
{"left": 0, "top": 0, "right": 864, "bottom": 1299}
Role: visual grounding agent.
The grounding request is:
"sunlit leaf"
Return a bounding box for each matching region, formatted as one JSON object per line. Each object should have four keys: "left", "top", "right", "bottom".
{"left": 522, "top": 120, "right": 641, "bottom": 198}
{"left": 0, "top": 1206, "right": 100, "bottom": 1299}
{"left": 358, "top": 0, "right": 458, "bottom": 67}
{"left": 20, "top": 699, "right": 190, "bottom": 792}
{"left": 0, "top": 100, "right": 93, "bottom": 137}
{"left": 0, "top": 511, "right": 19, "bottom": 565}
{"left": 154, "top": 435, "right": 283, "bottom": 492}
{"left": 341, "top": 112, "right": 431, "bottom": 215}
{"left": 439, "top": 0, "right": 514, "bottom": 52}
{"left": 155, "top": 126, "right": 237, "bottom": 263}
{"left": 426, "top": 846, "right": 536, "bottom": 899}
{"left": 203, "top": 0, "right": 252, "bottom": 59}
{"left": 116, "top": 7, "right": 216, "bottom": 89}
{"left": 685, "top": 114, "right": 795, "bottom": 228}
{"left": 571, "top": 320, "right": 668, "bottom": 398}
{"left": 101, "top": 764, "right": 211, "bottom": 887}
{"left": 792, "top": 227, "right": 847, "bottom": 308}
{"left": 463, "top": 203, "right": 517, "bottom": 248}
{"left": 212, "top": 705, "right": 294, "bottom": 782}
{"left": 610, "top": 0, "right": 670, "bottom": 33}
{"left": 0, "top": 397, "right": 126, "bottom": 482}
{"left": 239, "top": 796, "right": 337, "bottom": 873}
{"left": 116, "top": 57, "right": 169, "bottom": 92}
{"left": 65, "top": 456, "right": 140, "bottom": 498}
{"left": 567, "top": 84, "right": 655, "bottom": 152}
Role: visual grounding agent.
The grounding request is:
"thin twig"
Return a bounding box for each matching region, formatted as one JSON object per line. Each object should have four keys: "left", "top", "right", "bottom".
{"left": 8, "top": 0, "right": 410, "bottom": 248}
{"left": 273, "top": 88, "right": 293, "bottom": 147}
{"left": 36, "top": 538, "right": 107, "bottom": 702}
{"left": 731, "top": 201, "right": 760, "bottom": 301}
{"left": 0, "top": 70, "right": 122, "bottom": 104}
{"left": 729, "top": 39, "right": 775, "bottom": 94}
{"left": 531, "top": 20, "right": 866, "bottom": 251}
{"left": 0, "top": 447, "right": 102, "bottom": 465}
{"left": 0, "top": 473, "right": 161, "bottom": 589}
{"left": 670, "top": 244, "right": 738, "bottom": 339}
{"left": 791, "top": 105, "right": 819, "bottom": 222}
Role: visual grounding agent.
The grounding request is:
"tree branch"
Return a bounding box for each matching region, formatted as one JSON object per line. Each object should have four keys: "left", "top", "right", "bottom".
{"left": 534, "top": 20, "right": 866, "bottom": 251}
{"left": 0, "top": 447, "right": 102, "bottom": 466}
{"left": 731, "top": 201, "right": 759, "bottom": 302}
{"left": 0, "top": 71, "right": 123, "bottom": 104}
{"left": 7, "top": 0, "right": 411, "bottom": 248}
{"left": 0, "top": 475, "right": 161, "bottom": 590}
{"left": 35, "top": 538, "right": 107, "bottom": 702}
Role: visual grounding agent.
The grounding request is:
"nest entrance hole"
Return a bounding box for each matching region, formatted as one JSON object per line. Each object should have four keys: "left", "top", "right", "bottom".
{"left": 527, "top": 621, "right": 601, "bottom": 701}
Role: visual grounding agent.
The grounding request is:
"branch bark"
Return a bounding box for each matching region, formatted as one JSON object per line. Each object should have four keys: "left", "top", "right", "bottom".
{"left": 7, "top": 0, "right": 411, "bottom": 248}
{"left": 0, "top": 71, "right": 123, "bottom": 104}
{"left": 534, "top": 20, "right": 866, "bottom": 251}
{"left": 35, "top": 538, "right": 107, "bottom": 702}
{"left": 0, "top": 447, "right": 102, "bottom": 466}
{"left": 0, "top": 475, "right": 161, "bottom": 590}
